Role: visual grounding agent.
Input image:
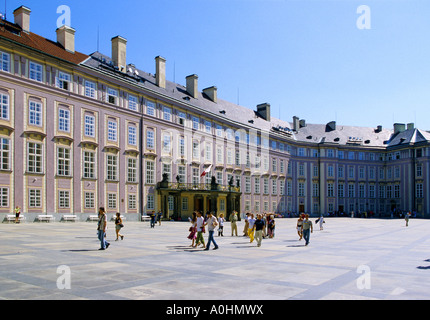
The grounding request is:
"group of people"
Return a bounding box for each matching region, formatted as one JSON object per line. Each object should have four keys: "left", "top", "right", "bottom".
{"left": 187, "top": 211, "right": 220, "bottom": 250}
{"left": 97, "top": 208, "right": 125, "bottom": 250}
{"left": 187, "top": 211, "right": 276, "bottom": 249}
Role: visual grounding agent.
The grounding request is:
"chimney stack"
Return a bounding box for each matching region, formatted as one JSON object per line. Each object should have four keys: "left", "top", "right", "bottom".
{"left": 186, "top": 74, "right": 198, "bottom": 99}
{"left": 256, "top": 103, "right": 271, "bottom": 122}
{"left": 111, "top": 36, "right": 127, "bottom": 72}
{"left": 155, "top": 56, "right": 166, "bottom": 89}
{"left": 394, "top": 123, "right": 406, "bottom": 134}
{"left": 13, "top": 6, "right": 31, "bottom": 33}
{"left": 407, "top": 123, "right": 415, "bottom": 131}
{"left": 56, "top": 25, "right": 76, "bottom": 53}
{"left": 203, "top": 86, "right": 217, "bottom": 103}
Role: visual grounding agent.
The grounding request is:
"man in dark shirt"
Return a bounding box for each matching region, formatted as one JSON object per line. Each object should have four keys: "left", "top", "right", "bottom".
{"left": 254, "top": 214, "right": 265, "bottom": 247}
{"left": 301, "top": 214, "right": 313, "bottom": 246}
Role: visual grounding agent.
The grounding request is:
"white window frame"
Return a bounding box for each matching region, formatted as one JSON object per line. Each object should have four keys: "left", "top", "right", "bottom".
{"left": 84, "top": 115, "right": 95, "bottom": 137}
{"left": 29, "top": 61, "right": 43, "bottom": 82}
{"left": 85, "top": 80, "right": 97, "bottom": 99}
{"left": 58, "top": 108, "right": 70, "bottom": 132}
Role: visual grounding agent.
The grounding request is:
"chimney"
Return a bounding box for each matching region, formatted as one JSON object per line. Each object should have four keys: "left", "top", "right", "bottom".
{"left": 326, "top": 121, "right": 336, "bottom": 132}
{"left": 376, "top": 125, "right": 383, "bottom": 133}
{"left": 256, "top": 103, "right": 271, "bottom": 122}
{"left": 407, "top": 123, "right": 415, "bottom": 131}
{"left": 186, "top": 74, "right": 198, "bottom": 99}
{"left": 203, "top": 86, "right": 217, "bottom": 103}
{"left": 293, "top": 116, "right": 300, "bottom": 132}
{"left": 13, "top": 6, "right": 31, "bottom": 33}
{"left": 299, "top": 119, "right": 306, "bottom": 128}
{"left": 111, "top": 36, "right": 127, "bottom": 72}
{"left": 155, "top": 56, "right": 166, "bottom": 89}
{"left": 56, "top": 25, "right": 76, "bottom": 53}
{"left": 394, "top": 123, "right": 406, "bottom": 134}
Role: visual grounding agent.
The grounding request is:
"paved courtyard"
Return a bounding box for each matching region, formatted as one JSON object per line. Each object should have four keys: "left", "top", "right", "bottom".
{"left": 0, "top": 217, "right": 429, "bottom": 300}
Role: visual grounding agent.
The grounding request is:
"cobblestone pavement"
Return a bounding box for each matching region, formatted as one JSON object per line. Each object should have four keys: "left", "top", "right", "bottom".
{"left": 0, "top": 218, "right": 429, "bottom": 300}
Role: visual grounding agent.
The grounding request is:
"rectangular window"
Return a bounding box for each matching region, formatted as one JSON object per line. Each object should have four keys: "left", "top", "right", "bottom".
{"left": 146, "top": 129, "right": 155, "bottom": 150}
{"left": 254, "top": 177, "right": 260, "bottom": 194}
{"left": 107, "top": 120, "right": 117, "bottom": 142}
{"left": 163, "top": 134, "right": 171, "bottom": 154}
{"left": 108, "top": 193, "right": 117, "bottom": 209}
{"left": 147, "top": 194, "right": 155, "bottom": 210}
{"left": 146, "top": 101, "right": 155, "bottom": 116}
{"left": 146, "top": 161, "right": 155, "bottom": 184}
{"left": 57, "top": 147, "right": 71, "bottom": 176}
{"left": 192, "top": 117, "right": 199, "bottom": 130}
{"left": 128, "top": 126, "right": 137, "bottom": 146}
{"left": 56, "top": 71, "right": 71, "bottom": 90}
{"left": 106, "top": 155, "right": 118, "bottom": 181}
{"left": 178, "top": 166, "right": 186, "bottom": 183}
{"left": 58, "top": 108, "right": 70, "bottom": 132}
{"left": 128, "top": 194, "right": 137, "bottom": 209}
{"left": 0, "top": 138, "right": 9, "bottom": 170}
{"left": 127, "top": 158, "right": 137, "bottom": 183}
{"left": 416, "top": 183, "right": 423, "bottom": 198}
{"left": 29, "top": 189, "right": 41, "bottom": 208}
{"left": 0, "top": 92, "right": 9, "bottom": 120}
{"left": 163, "top": 106, "right": 171, "bottom": 121}
{"left": 107, "top": 88, "right": 118, "bottom": 105}
{"left": 29, "top": 101, "right": 42, "bottom": 126}
{"left": 58, "top": 190, "right": 70, "bottom": 208}
{"left": 84, "top": 115, "right": 95, "bottom": 137}
{"left": 85, "top": 80, "right": 96, "bottom": 98}
{"left": 27, "top": 142, "right": 43, "bottom": 173}
{"left": 84, "top": 192, "right": 95, "bottom": 209}
{"left": 128, "top": 95, "right": 138, "bottom": 111}
{"left": 83, "top": 151, "right": 95, "bottom": 179}
{"left": 0, "top": 187, "right": 8, "bottom": 207}
{"left": 29, "top": 61, "right": 43, "bottom": 82}
{"left": 0, "top": 51, "right": 10, "bottom": 72}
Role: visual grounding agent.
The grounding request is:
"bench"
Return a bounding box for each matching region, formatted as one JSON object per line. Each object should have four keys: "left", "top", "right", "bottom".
{"left": 111, "top": 215, "right": 126, "bottom": 221}
{"left": 141, "top": 215, "right": 151, "bottom": 222}
{"left": 37, "top": 215, "right": 55, "bottom": 222}
{"left": 4, "top": 215, "right": 26, "bottom": 223}
{"left": 62, "top": 215, "right": 78, "bottom": 222}
{"left": 87, "top": 215, "right": 99, "bottom": 222}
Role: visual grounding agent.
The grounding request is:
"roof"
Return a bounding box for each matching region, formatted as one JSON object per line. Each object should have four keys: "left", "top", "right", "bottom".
{"left": 0, "top": 19, "right": 88, "bottom": 65}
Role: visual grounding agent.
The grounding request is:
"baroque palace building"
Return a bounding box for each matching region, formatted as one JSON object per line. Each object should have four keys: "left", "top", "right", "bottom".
{"left": 0, "top": 6, "right": 429, "bottom": 222}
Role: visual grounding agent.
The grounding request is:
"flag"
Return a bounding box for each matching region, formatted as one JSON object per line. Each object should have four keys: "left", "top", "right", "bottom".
{"left": 201, "top": 165, "right": 212, "bottom": 177}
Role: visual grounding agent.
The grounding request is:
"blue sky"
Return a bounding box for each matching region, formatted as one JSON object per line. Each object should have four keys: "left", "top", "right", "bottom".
{"left": 5, "top": 0, "right": 430, "bottom": 130}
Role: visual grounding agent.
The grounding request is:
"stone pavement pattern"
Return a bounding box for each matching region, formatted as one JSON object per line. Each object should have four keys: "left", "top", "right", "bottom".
{"left": 0, "top": 218, "right": 429, "bottom": 300}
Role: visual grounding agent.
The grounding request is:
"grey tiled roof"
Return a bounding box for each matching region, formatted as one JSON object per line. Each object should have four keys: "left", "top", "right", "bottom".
{"left": 81, "top": 52, "right": 430, "bottom": 149}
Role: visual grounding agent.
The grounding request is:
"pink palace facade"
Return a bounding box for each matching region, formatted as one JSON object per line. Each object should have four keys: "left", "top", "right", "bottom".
{"left": 0, "top": 6, "right": 429, "bottom": 222}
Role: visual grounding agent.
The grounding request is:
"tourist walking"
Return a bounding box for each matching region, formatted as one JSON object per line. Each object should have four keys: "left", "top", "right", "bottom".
{"left": 14, "top": 206, "right": 21, "bottom": 224}
{"left": 218, "top": 213, "right": 225, "bottom": 236}
{"left": 268, "top": 215, "right": 275, "bottom": 238}
{"left": 301, "top": 214, "right": 313, "bottom": 246}
{"left": 204, "top": 212, "right": 219, "bottom": 250}
{"left": 114, "top": 212, "right": 124, "bottom": 241}
{"left": 243, "top": 213, "right": 250, "bottom": 236}
{"left": 318, "top": 214, "right": 324, "bottom": 231}
{"left": 248, "top": 213, "right": 256, "bottom": 243}
{"left": 254, "top": 214, "right": 265, "bottom": 247}
{"left": 157, "top": 210, "right": 163, "bottom": 226}
{"left": 230, "top": 211, "right": 238, "bottom": 236}
{"left": 188, "top": 212, "right": 197, "bottom": 247}
{"left": 297, "top": 215, "right": 304, "bottom": 240}
{"left": 150, "top": 211, "right": 156, "bottom": 228}
{"left": 195, "top": 211, "right": 206, "bottom": 248}
{"left": 97, "top": 207, "right": 110, "bottom": 250}
{"left": 405, "top": 211, "right": 411, "bottom": 227}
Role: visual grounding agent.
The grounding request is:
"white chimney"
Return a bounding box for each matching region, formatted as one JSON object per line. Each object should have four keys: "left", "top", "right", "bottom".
{"left": 111, "top": 36, "right": 127, "bottom": 72}
{"left": 203, "top": 86, "right": 217, "bottom": 103}
{"left": 186, "top": 74, "right": 198, "bottom": 99}
{"left": 56, "top": 25, "right": 76, "bottom": 53}
{"left": 13, "top": 6, "right": 31, "bottom": 33}
{"left": 155, "top": 56, "right": 166, "bottom": 89}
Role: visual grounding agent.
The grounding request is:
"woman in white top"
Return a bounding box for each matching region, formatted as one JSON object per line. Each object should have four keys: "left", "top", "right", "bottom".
{"left": 218, "top": 213, "right": 225, "bottom": 237}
